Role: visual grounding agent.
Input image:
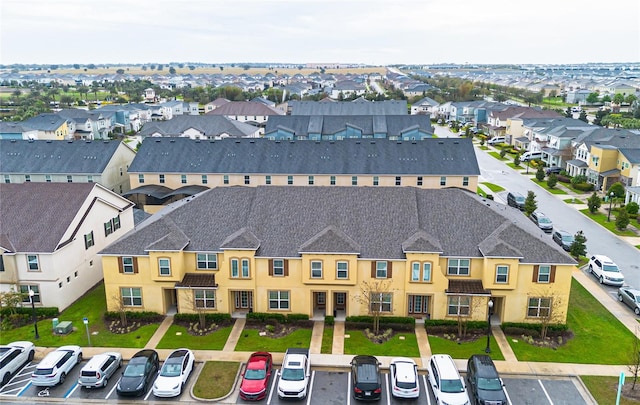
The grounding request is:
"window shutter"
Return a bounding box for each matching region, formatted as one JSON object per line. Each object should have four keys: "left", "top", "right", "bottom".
{"left": 532, "top": 265, "right": 539, "bottom": 282}
{"left": 284, "top": 260, "right": 289, "bottom": 276}
{"left": 118, "top": 257, "right": 123, "bottom": 273}
{"left": 371, "top": 262, "right": 376, "bottom": 278}
{"left": 133, "top": 257, "right": 139, "bottom": 274}
{"left": 268, "top": 259, "right": 273, "bottom": 276}
{"left": 387, "top": 261, "right": 392, "bottom": 278}
{"left": 550, "top": 265, "right": 556, "bottom": 283}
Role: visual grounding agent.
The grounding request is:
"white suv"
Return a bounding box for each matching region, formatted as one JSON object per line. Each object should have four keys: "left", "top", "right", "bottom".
{"left": 428, "top": 354, "right": 470, "bottom": 405}
{"left": 1, "top": 341, "right": 35, "bottom": 386}
{"left": 31, "top": 345, "right": 82, "bottom": 387}
{"left": 589, "top": 255, "right": 625, "bottom": 286}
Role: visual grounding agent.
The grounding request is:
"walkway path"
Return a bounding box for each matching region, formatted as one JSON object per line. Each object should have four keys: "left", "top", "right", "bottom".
{"left": 308, "top": 320, "right": 324, "bottom": 354}
{"left": 222, "top": 317, "right": 245, "bottom": 352}
{"left": 143, "top": 314, "right": 173, "bottom": 349}
{"left": 331, "top": 321, "right": 345, "bottom": 355}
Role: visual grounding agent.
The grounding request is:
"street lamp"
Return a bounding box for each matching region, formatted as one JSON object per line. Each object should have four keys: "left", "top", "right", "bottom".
{"left": 485, "top": 299, "right": 494, "bottom": 353}
{"left": 607, "top": 191, "right": 614, "bottom": 222}
{"left": 29, "top": 289, "right": 39, "bottom": 340}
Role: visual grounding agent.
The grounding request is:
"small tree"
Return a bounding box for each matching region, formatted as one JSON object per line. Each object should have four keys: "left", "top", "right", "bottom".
{"left": 535, "top": 167, "right": 545, "bottom": 181}
{"left": 587, "top": 192, "right": 601, "bottom": 214}
{"left": 524, "top": 190, "right": 537, "bottom": 217}
{"left": 0, "top": 287, "right": 25, "bottom": 315}
{"left": 565, "top": 107, "right": 572, "bottom": 117}
{"left": 499, "top": 148, "right": 507, "bottom": 159}
{"left": 546, "top": 173, "right": 558, "bottom": 189}
{"left": 616, "top": 208, "right": 630, "bottom": 230}
{"left": 355, "top": 279, "right": 393, "bottom": 334}
{"left": 578, "top": 110, "right": 588, "bottom": 122}
{"left": 529, "top": 289, "right": 565, "bottom": 340}
{"left": 626, "top": 202, "right": 639, "bottom": 215}
{"left": 513, "top": 154, "right": 521, "bottom": 167}
{"left": 112, "top": 292, "right": 128, "bottom": 328}
{"left": 569, "top": 231, "right": 587, "bottom": 260}
{"left": 608, "top": 182, "right": 626, "bottom": 198}
{"left": 629, "top": 330, "right": 640, "bottom": 390}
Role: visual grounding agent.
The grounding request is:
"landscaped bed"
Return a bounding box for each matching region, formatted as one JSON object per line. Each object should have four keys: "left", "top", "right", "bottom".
{"left": 343, "top": 330, "right": 419, "bottom": 357}
{"left": 192, "top": 361, "right": 240, "bottom": 399}
{"left": 156, "top": 324, "right": 233, "bottom": 350}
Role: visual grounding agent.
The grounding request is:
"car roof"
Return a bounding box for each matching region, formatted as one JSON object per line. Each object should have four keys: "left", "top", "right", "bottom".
{"left": 621, "top": 287, "right": 640, "bottom": 295}
{"left": 37, "top": 350, "right": 69, "bottom": 368}
{"left": 431, "top": 354, "right": 460, "bottom": 379}
{"left": 555, "top": 230, "right": 571, "bottom": 236}
{"left": 469, "top": 355, "right": 499, "bottom": 378}
{"left": 592, "top": 254, "right": 614, "bottom": 263}
{"left": 167, "top": 349, "right": 189, "bottom": 360}
{"left": 353, "top": 355, "right": 379, "bottom": 365}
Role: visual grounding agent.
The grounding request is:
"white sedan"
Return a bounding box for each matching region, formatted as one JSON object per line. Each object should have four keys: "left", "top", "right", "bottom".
{"left": 152, "top": 348, "right": 194, "bottom": 397}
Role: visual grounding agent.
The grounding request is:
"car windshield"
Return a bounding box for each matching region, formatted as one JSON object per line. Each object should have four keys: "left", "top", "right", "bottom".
{"left": 515, "top": 197, "right": 525, "bottom": 203}
{"left": 603, "top": 264, "right": 620, "bottom": 272}
{"left": 441, "top": 378, "right": 465, "bottom": 393}
{"left": 244, "top": 368, "right": 266, "bottom": 380}
{"left": 123, "top": 364, "right": 145, "bottom": 377}
{"left": 562, "top": 235, "right": 574, "bottom": 242}
{"left": 538, "top": 217, "right": 552, "bottom": 224}
{"left": 281, "top": 368, "right": 304, "bottom": 381}
{"left": 477, "top": 377, "right": 503, "bottom": 391}
{"left": 159, "top": 360, "right": 182, "bottom": 377}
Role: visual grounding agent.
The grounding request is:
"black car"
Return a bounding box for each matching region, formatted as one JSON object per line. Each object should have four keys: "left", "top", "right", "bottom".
{"left": 350, "top": 355, "right": 382, "bottom": 401}
{"left": 466, "top": 355, "right": 507, "bottom": 405}
{"left": 545, "top": 166, "right": 562, "bottom": 175}
{"left": 116, "top": 349, "right": 159, "bottom": 397}
{"left": 552, "top": 230, "right": 574, "bottom": 251}
{"left": 506, "top": 191, "right": 525, "bottom": 211}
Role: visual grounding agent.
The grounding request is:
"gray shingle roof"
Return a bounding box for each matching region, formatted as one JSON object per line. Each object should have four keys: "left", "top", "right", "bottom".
{"left": 0, "top": 182, "right": 96, "bottom": 252}
{"left": 137, "top": 115, "right": 259, "bottom": 138}
{"left": 0, "top": 139, "right": 122, "bottom": 174}
{"left": 204, "top": 101, "right": 283, "bottom": 116}
{"left": 265, "top": 115, "right": 432, "bottom": 138}
{"left": 127, "top": 137, "right": 479, "bottom": 176}
{"left": 21, "top": 114, "right": 67, "bottom": 131}
{"left": 100, "top": 186, "right": 575, "bottom": 265}
{"left": 290, "top": 100, "right": 407, "bottom": 115}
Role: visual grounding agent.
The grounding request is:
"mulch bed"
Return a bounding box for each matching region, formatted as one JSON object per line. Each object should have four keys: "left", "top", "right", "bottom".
{"left": 243, "top": 320, "right": 301, "bottom": 338}
{"left": 172, "top": 317, "right": 233, "bottom": 336}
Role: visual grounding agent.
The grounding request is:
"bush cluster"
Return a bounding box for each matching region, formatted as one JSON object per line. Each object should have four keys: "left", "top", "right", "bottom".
{"left": 174, "top": 313, "right": 231, "bottom": 324}
{"left": 324, "top": 315, "right": 335, "bottom": 326}
{"left": 104, "top": 311, "right": 163, "bottom": 322}
{"left": 0, "top": 306, "right": 59, "bottom": 318}
{"left": 501, "top": 322, "right": 569, "bottom": 338}
{"left": 346, "top": 315, "right": 415, "bottom": 325}
{"left": 246, "top": 312, "right": 312, "bottom": 327}
{"left": 424, "top": 319, "right": 488, "bottom": 334}
{"left": 573, "top": 182, "right": 594, "bottom": 192}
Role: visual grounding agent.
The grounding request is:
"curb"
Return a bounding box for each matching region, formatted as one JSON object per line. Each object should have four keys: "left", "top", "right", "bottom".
{"left": 189, "top": 361, "right": 243, "bottom": 403}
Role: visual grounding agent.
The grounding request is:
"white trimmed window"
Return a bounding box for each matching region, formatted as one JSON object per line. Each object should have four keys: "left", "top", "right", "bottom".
{"left": 122, "top": 257, "right": 134, "bottom": 274}
{"left": 336, "top": 261, "right": 348, "bottom": 279}
{"left": 159, "top": 174, "right": 165, "bottom": 183}
{"left": 273, "top": 259, "right": 284, "bottom": 276}
{"left": 287, "top": 175, "right": 293, "bottom": 185}
{"left": 411, "top": 262, "right": 432, "bottom": 282}
{"left": 538, "top": 265, "right": 551, "bottom": 283}
{"left": 197, "top": 253, "right": 217, "bottom": 270}
{"left": 311, "top": 261, "right": 323, "bottom": 278}
{"left": 20, "top": 285, "right": 40, "bottom": 303}
{"left": 447, "top": 258, "right": 470, "bottom": 275}
{"left": 201, "top": 175, "right": 208, "bottom": 184}
{"left": 241, "top": 259, "right": 250, "bottom": 278}
{"left": 84, "top": 231, "right": 94, "bottom": 249}
{"left": 527, "top": 297, "right": 551, "bottom": 318}
{"left": 370, "top": 293, "right": 392, "bottom": 313}
{"left": 181, "top": 174, "right": 187, "bottom": 184}
{"left": 265, "top": 175, "right": 271, "bottom": 185}
{"left": 376, "top": 261, "right": 387, "bottom": 278}
{"left": 373, "top": 176, "right": 379, "bottom": 186}
{"left": 447, "top": 296, "right": 470, "bottom": 316}
{"left": 159, "top": 258, "right": 171, "bottom": 276}
{"left": 269, "top": 290, "right": 290, "bottom": 310}
{"left": 194, "top": 290, "right": 216, "bottom": 309}
{"left": 496, "top": 265, "right": 509, "bottom": 283}
{"left": 330, "top": 176, "right": 336, "bottom": 185}
{"left": 27, "top": 255, "right": 39, "bottom": 271}
{"left": 138, "top": 174, "right": 144, "bottom": 184}
{"left": 223, "top": 175, "right": 229, "bottom": 184}
{"left": 121, "top": 287, "right": 142, "bottom": 307}
{"left": 231, "top": 259, "right": 239, "bottom": 277}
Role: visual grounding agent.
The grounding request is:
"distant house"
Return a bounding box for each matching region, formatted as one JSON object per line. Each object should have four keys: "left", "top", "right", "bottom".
{"left": 330, "top": 80, "right": 366, "bottom": 99}
{"left": 204, "top": 98, "right": 231, "bottom": 113}
{"left": 124, "top": 137, "right": 479, "bottom": 212}
{"left": 56, "top": 109, "right": 112, "bottom": 140}
{"left": 0, "top": 122, "right": 38, "bottom": 140}
{"left": 0, "top": 182, "right": 134, "bottom": 311}
{"left": 289, "top": 100, "right": 407, "bottom": 115}
{"left": 137, "top": 115, "right": 260, "bottom": 139}
{"left": 20, "top": 114, "right": 69, "bottom": 140}
{"left": 265, "top": 115, "right": 433, "bottom": 141}
{"left": 205, "top": 101, "right": 284, "bottom": 134}
{"left": 0, "top": 139, "right": 136, "bottom": 194}
{"left": 410, "top": 97, "right": 439, "bottom": 116}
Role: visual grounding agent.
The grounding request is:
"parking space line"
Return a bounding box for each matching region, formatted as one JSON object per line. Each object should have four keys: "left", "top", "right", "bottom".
{"left": 64, "top": 382, "right": 79, "bottom": 399}
{"left": 143, "top": 385, "right": 153, "bottom": 401}
{"left": 422, "top": 375, "right": 431, "bottom": 405}
{"left": 503, "top": 384, "right": 513, "bottom": 405}
{"left": 538, "top": 379, "right": 554, "bottom": 405}
{"left": 267, "top": 369, "right": 278, "bottom": 404}
{"left": 305, "top": 370, "right": 315, "bottom": 405}
{"left": 105, "top": 377, "right": 119, "bottom": 399}
{"left": 346, "top": 371, "right": 351, "bottom": 405}
{"left": 16, "top": 381, "right": 31, "bottom": 397}
{"left": 385, "top": 373, "right": 390, "bottom": 405}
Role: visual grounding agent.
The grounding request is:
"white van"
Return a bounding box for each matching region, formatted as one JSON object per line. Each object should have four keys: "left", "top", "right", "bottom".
{"left": 571, "top": 106, "right": 582, "bottom": 113}
{"left": 521, "top": 151, "right": 542, "bottom": 161}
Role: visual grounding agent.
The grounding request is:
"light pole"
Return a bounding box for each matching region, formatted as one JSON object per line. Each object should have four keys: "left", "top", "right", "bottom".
{"left": 485, "top": 299, "right": 494, "bottom": 353}
{"left": 83, "top": 317, "right": 91, "bottom": 346}
{"left": 29, "top": 289, "right": 39, "bottom": 340}
{"left": 607, "top": 191, "right": 614, "bottom": 222}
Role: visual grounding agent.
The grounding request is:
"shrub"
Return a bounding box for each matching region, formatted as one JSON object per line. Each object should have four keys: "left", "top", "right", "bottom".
{"left": 324, "top": 315, "right": 334, "bottom": 326}
{"left": 587, "top": 192, "right": 602, "bottom": 214}
{"left": 535, "top": 167, "right": 545, "bottom": 181}
{"left": 104, "top": 311, "right": 163, "bottom": 322}
{"left": 626, "top": 202, "right": 639, "bottom": 215}
{"left": 286, "top": 313, "right": 310, "bottom": 322}
{"left": 607, "top": 182, "right": 625, "bottom": 198}
{"left": 571, "top": 174, "right": 587, "bottom": 186}
{"left": 246, "top": 312, "right": 286, "bottom": 323}
{"left": 0, "top": 306, "right": 59, "bottom": 319}
{"left": 424, "top": 319, "right": 488, "bottom": 334}
{"left": 501, "top": 322, "right": 569, "bottom": 338}
{"left": 174, "top": 313, "right": 231, "bottom": 324}
{"left": 499, "top": 149, "right": 507, "bottom": 158}
{"left": 573, "top": 182, "right": 594, "bottom": 192}
{"left": 557, "top": 175, "right": 571, "bottom": 183}
{"left": 546, "top": 173, "right": 558, "bottom": 189}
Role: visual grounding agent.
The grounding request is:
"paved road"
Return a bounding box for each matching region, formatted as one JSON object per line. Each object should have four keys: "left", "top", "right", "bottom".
{"left": 474, "top": 143, "right": 640, "bottom": 288}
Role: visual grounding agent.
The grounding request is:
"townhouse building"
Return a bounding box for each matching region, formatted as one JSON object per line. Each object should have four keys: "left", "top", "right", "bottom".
{"left": 124, "top": 137, "right": 479, "bottom": 212}
{"left": 137, "top": 115, "right": 260, "bottom": 139}
{"left": 0, "top": 182, "right": 134, "bottom": 311}
{"left": 99, "top": 186, "right": 576, "bottom": 325}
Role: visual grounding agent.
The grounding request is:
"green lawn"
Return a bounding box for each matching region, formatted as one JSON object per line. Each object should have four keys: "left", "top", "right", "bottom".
{"left": 579, "top": 209, "right": 638, "bottom": 236}
{"left": 0, "top": 282, "right": 159, "bottom": 348}
{"left": 506, "top": 163, "right": 522, "bottom": 170}
{"left": 564, "top": 198, "right": 584, "bottom": 204}
{"left": 156, "top": 324, "right": 233, "bottom": 350}
{"left": 530, "top": 179, "right": 568, "bottom": 194}
{"left": 321, "top": 325, "right": 334, "bottom": 354}
{"left": 507, "top": 279, "right": 638, "bottom": 364}
{"left": 343, "top": 330, "right": 420, "bottom": 357}
{"left": 488, "top": 152, "right": 508, "bottom": 161}
{"left": 192, "top": 361, "right": 240, "bottom": 399}
{"left": 234, "top": 328, "right": 312, "bottom": 352}
{"left": 427, "top": 335, "right": 505, "bottom": 360}
{"left": 480, "top": 182, "right": 505, "bottom": 193}
{"left": 581, "top": 376, "right": 638, "bottom": 405}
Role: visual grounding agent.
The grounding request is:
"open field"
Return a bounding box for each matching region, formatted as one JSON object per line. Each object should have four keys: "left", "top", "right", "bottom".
{"left": 12, "top": 66, "right": 388, "bottom": 76}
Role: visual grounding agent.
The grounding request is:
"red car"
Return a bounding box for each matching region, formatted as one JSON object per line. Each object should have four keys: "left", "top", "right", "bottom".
{"left": 239, "top": 352, "right": 273, "bottom": 401}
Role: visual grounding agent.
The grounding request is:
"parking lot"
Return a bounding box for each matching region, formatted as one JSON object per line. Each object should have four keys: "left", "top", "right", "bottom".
{"left": 1, "top": 357, "right": 592, "bottom": 404}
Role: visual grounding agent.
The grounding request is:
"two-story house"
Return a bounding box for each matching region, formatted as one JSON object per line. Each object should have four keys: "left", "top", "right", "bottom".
{"left": 205, "top": 101, "right": 284, "bottom": 134}
{"left": 99, "top": 186, "right": 576, "bottom": 324}
{"left": 0, "top": 182, "right": 134, "bottom": 311}
{"left": 20, "top": 114, "right": 69, "bottom": 140}
{"left": 137, "top": 115, "right": 260, "bottom": 139}
{"left": 123, "top": 137, "right": 479, "bottom": 212}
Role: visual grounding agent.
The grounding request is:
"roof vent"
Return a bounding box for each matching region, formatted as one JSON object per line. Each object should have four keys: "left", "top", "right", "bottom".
{"left": 235, "top": 140, "right": 241, "bottom": 143}
{"left": 438, "top": 141, "right": 444, "bottom": 144}
{"left": 10, "top": 139, "right": 17, "bottom": 143}
{"left": 170, "top": 139, "right": 176, "bottom": 143}
{"left": 155, "top": 139, "right": 161, "bottom": 142}
{"left": 46, "top": 140, "right": 52, "bottom": 143}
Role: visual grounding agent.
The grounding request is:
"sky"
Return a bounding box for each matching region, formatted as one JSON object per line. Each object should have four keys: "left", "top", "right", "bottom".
{"left": 1, "top": 0, "right": 639, "bottom": 66}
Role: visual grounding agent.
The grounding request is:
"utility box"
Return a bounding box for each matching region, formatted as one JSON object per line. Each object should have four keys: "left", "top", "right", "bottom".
{"left": 54, "top": 321, "right": 73, "bottom": 335}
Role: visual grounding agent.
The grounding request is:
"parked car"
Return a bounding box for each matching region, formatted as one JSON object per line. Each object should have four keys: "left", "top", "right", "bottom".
{"left": 239, "top": 352, "right": 273, "bottom": 401}
{"left": 529, "top": 211, "right": 553, "bottom": 233}
{"left": 428, "top": 354, "right": 470, "bottom": 405}
{"left": 487, "top": 136, "right": 505, "bottom": 145}
{"left": 506, "top": 191, "right": 525, "bottom": 211}
{"left": 153, "top": 348, "right": 194, "bottom": 397}
{"left": 618, "top": 287, "right": 640, "bottom": 315}
{"left": 78, "top": 351, "right": 122, "bottom": 388}
{"left": 545, "top": 166, "right": 562, "bottom": 175}
{"left": 117, "top": 349, "right": 159, "bottom": 397}
{"left": 1, "top": 341, "right": 35, "bottom": 386}
{"left": 521, "top": 151, "right": 542, "bottom": 161}
{"left": 466, "top": 355, "right": 507, "bottom": 405}
{"left": 552, "top": 230, "right": 574, "bottom": 251}
{"left": 277, "top": 348, "right": 310, "bottom": 399}
{"left": 350, "top": 355, "right": 382, "bottom": 401}
{"left": 589, "top": 254, "right": 625, "bottom": 286}
{"left": 389, "top": 357, "right": 419, "bottom": 399}
{"left": 31, "top": 345, "right": 82, "bottom": 387}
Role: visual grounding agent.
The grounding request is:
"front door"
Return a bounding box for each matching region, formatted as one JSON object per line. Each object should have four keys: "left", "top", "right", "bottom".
{"left": 234, "top": 291, "right": 253, "bottom": 311}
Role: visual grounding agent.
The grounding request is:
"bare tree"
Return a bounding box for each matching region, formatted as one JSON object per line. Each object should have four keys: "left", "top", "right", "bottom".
{"left": 111, "top": 292, "right": 128, "bottom": 328}
{"left": 181, "top": 289, "right": 209, "bottom": 330}
{"left": 629, "top": 329, "right": 640, "bottom": 390}
{"left": 355, "top": 279, "right": 393, "bottom": 334}
{"left": 528, "top": 288, "right": 566, "bottom": 340}
{"left": 449, "top": 295, "right": 484, "bottom": 339}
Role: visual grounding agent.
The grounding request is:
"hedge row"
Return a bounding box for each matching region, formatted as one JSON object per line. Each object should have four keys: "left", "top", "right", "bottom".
{"left": 246, "top": 312, "right": 310, "bottom": 324}
{"left": 424, "top": 319, "right": 488, "bottom": 333}
{"left": 104, "top": 311, "right": 164, "bottom": 322}
{"left": 501, "top": 322, "right": 569, "bottom": 338}
{"left": 174, "top": 313, "right": 232, "bottom": 324}
{"left": 345, "top": 316, "right": 415, "bottom": 325}
{"left": 573, "top": 182, "right": 594, "bottom": 191}
{"left": 0, "top": 306, "right": 59, "bottom": 318}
